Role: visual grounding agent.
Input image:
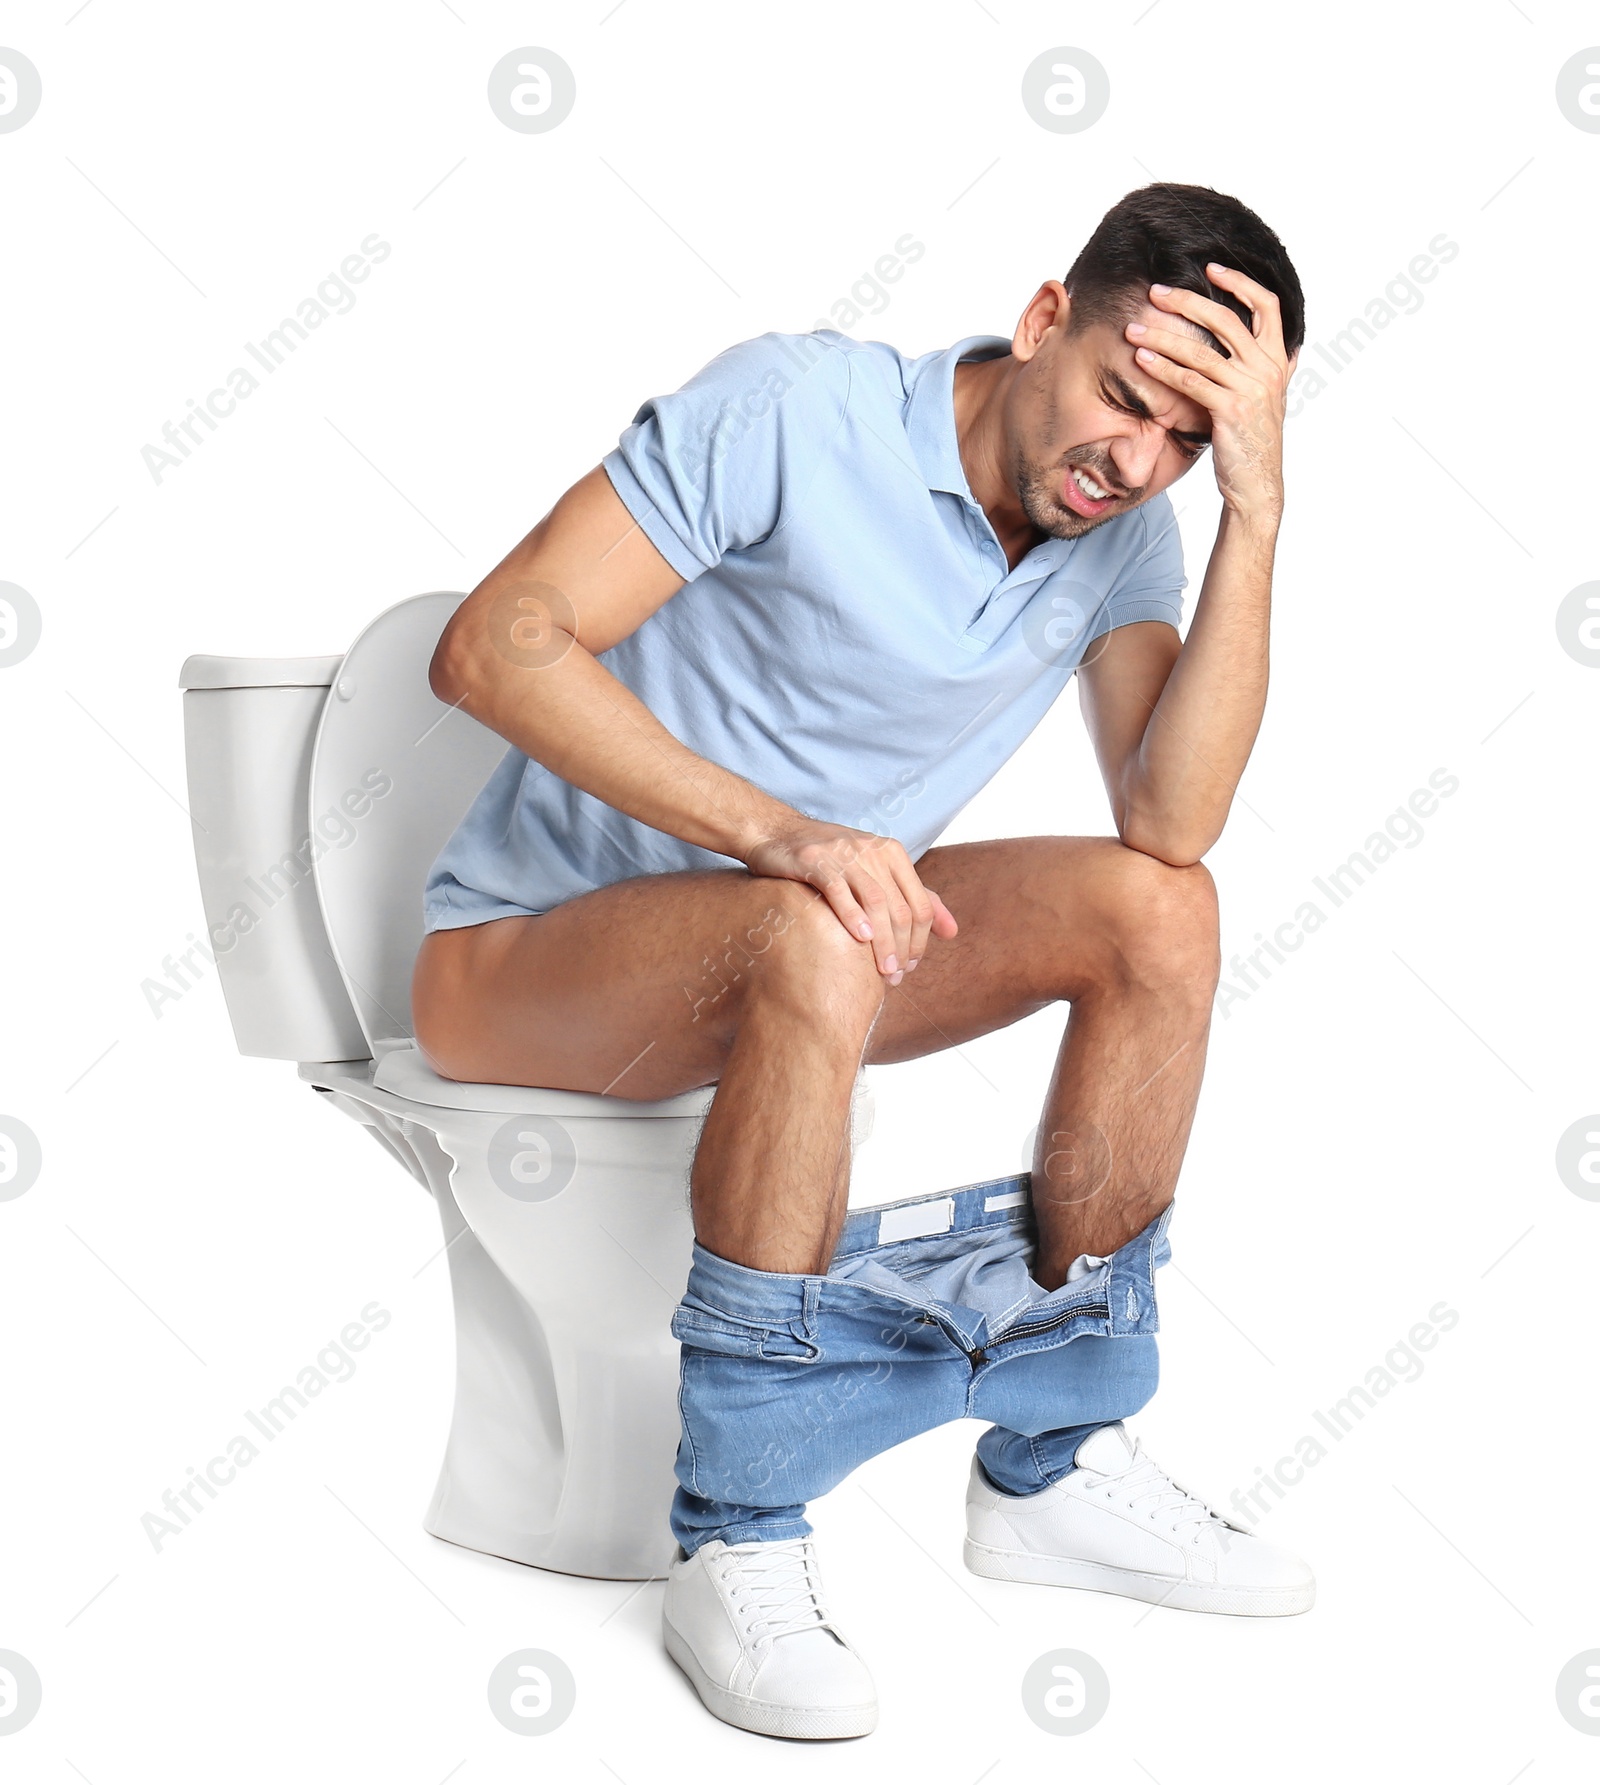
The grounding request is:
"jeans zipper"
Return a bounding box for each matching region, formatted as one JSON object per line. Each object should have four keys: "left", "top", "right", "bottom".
{"left": 958, "top": 1296, "right": 1112, "bottom": 1374}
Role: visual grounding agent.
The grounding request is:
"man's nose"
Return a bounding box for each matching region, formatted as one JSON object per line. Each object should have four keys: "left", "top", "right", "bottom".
{"left": 1110, "top": 428, "right": 1166, "bottom": 492}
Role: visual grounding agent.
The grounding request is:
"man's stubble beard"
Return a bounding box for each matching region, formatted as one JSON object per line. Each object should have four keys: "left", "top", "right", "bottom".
{"left": 1012, "top": 445, "right": 1124, "bottom": 542}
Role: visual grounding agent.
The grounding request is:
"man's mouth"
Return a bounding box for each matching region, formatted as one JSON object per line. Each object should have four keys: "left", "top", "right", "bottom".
{"left": 1061, "top": 463, "right": 1121, "bottom": 518}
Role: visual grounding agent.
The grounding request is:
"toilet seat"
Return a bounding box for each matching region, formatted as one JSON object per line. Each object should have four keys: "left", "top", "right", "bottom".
{"left": 370, "top": 1042, "right": 714, "bottom": 1121}
{"left": 308, "top": 591, "right": 510, "bottom": 1058}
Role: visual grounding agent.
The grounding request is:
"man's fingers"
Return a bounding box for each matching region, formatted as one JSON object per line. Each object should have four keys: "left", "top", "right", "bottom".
{"left": 928, "top": 889, "right": 959, "bottom": 938}
{"left": 889, "top": 863, "right": 935, "bottom": 973}
{"left": 906, "top": 902, "right": 932, "bottom": 972}
{"left": 1133, "top": 345, "right": 1230, "bottom": 412}
{"left": 1128, "top": 321, "right": 1247, "bottom": 388}
{"left": 869, "top": 872, "right": 914, "bottom": 980}
{"left": 891, "top": 898, "right": 915, "bottom": 980}
{"left": 1205, "top": 261, "right": 1286, "bottom": 353}
{"left": 1146, "top": 280, "right": 1258, "bottom": 365}
{"left": 770, "top": 830, "right": 957, "bottom": 979}
{"left": 1200, "top": 262, "right": 1285, "bottom": 360}
{"left": 850, "top": 873, "right": 902, "bottom": 976}
{"left": 1148, "top": 274, "right": 1285, "bottom": 376}
{"left": 815, "top": 875, "right": 875, "bottom": 949}
{"left": 854, "top": 839, "right": 912, "bottom": 980}
{"left": 817, "top": 865, "right": 906, "bottom": 976}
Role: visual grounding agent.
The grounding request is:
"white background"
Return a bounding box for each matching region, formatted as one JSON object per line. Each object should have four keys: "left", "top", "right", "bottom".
{"left": 3, "top": 2, "right": 1597, "bottom": 1778}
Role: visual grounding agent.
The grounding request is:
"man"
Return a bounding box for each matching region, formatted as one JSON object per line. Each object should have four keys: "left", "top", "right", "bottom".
{"left": 414, "top": 182, "right": 1310, "bottom": 1739}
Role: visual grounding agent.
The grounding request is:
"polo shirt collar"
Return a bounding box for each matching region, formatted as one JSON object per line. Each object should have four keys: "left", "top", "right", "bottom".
{"left": 904, "top": 332, "right": 1080, "bottom": 585}
{"left": 903, "top": 333, "right": 1013, "bottom": 500}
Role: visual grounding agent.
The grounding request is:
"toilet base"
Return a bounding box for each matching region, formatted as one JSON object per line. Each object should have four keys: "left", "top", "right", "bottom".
{"left": 419, "top": 1157, "right": 682, "bottom": 1580}
{"left": 305, "top": 1056, "right": 707, "bottom": 1582}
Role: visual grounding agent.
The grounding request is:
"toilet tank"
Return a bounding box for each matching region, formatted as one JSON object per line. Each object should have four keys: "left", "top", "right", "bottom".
{"left": 179, "top": 653, "right": 369, "bottom": 1062}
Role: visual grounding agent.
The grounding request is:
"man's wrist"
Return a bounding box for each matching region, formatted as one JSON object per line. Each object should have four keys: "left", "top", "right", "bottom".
{"left": 1219, "top": 501, "right": 1282, "bottom": 549}
{"left": 721, "top": 794, "right": 795, "bottom": 866}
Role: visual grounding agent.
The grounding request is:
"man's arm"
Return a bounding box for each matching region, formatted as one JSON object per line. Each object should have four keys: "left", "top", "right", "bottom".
{"left": 1077, "top": 265, "right": 1295, "bottom": 866}
{"left": 1077, "top": 512, "right": 1275, "bottom": 865}
{"left": 430, "top": 466, "right": 954, "bottom": 978}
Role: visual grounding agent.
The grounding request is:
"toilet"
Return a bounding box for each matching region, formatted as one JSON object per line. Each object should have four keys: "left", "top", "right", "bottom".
{"left": 179, "top": 591, "right": 874, "bottom": 1582}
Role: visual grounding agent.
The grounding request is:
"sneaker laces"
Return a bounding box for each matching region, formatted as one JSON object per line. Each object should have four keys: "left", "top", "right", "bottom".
{"left": 717, "top": 1539, "right": 835, "bottom": 1642}
{"left": 1097, "top": 1446, "right": 1229, "bottom": 1540}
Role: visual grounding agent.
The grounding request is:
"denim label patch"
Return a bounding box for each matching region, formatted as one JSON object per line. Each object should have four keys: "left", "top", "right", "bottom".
{"left": 876, "top": 1196, "right": 955, "bottom": 1245}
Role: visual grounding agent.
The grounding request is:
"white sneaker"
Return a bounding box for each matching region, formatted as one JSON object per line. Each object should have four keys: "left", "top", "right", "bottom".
{"left": 964, "top": 1423, "right": 1315, "bottom": 1616}
{"left": 662, "top": 1536, "right": 878, "bottom": 1739}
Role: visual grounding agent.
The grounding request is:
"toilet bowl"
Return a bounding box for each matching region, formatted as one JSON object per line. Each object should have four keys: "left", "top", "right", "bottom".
{"left": 179, "top": 591, "right": 872, "bottom": 1582}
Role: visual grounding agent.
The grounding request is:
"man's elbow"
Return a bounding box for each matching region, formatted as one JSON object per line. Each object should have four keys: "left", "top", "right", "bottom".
{"left": 1117, "top": 810, "right": 1214, "bottom": 870}
{"left": 428, "top": 624, "right": 474, "bottom": 707}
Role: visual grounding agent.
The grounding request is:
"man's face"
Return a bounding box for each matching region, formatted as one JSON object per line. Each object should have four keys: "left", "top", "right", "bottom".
{"left": 1008, "top": 299, "right": 1215, "bottom": 541}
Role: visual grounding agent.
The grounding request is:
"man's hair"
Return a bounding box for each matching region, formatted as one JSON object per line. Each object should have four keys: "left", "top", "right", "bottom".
{"left": 1063, "top": 183, "right": 1305, "bottom": 360}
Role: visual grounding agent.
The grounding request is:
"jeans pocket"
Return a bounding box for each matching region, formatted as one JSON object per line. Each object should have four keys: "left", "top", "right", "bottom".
{"left": 672, "top": 1306, "right": 821, "bottom": 1362}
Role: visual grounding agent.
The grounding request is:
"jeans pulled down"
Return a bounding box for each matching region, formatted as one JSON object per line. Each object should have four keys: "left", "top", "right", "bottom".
{"left": 669, "top": 1174, "right": 1173, "bottom": 1554}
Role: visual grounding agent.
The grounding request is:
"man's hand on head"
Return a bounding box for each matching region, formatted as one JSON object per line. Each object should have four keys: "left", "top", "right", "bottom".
{"left": 1123, "top": 265, "right": 1297, "bottom": 529}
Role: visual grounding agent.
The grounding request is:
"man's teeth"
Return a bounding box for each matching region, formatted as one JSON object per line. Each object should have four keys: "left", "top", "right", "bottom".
{"left": 1072, "top": 467, "right": 1112, "bottom": 501}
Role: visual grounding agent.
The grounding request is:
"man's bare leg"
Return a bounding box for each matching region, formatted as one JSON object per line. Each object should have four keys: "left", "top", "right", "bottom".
{"left": 873, "top": 836, "right": 1219, "bottom": 1287}
{"left": 415, "top": 875, "right": 885, "bottom": 1273}
{"left": 412, "top": 835, "right": 1217, "bottom": 1280}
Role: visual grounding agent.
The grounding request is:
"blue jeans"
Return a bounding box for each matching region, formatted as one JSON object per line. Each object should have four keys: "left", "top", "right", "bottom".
{"left": 669, "top": 1173, "right": 1172, "bottom": 1554}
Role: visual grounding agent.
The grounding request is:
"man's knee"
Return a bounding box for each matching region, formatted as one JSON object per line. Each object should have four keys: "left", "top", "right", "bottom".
{"left": 1100, "top": 848, "right": 1220, "bottom": 1004}
{"left": 742, "top": 883, "right": 886, "bottom": 1027}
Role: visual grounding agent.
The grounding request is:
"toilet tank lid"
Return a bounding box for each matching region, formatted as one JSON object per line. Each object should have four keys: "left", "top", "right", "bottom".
{"left": 179, "top": 653, "right": 343, "bottom": 691}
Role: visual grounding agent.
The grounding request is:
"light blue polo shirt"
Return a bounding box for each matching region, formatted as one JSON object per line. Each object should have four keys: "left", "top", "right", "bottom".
{"left": 423, "top": 328, "right": 1187, "bottom": 931}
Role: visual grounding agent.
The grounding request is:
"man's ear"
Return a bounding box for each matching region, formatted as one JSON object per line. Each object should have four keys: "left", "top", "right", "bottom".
{"left": 1013, "top": 279, "right": 1069, "bottom": 364}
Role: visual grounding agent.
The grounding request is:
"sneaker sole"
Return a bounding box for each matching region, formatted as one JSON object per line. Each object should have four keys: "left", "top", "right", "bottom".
{"left": 662, "top": 1614, "right": 879, "bottom": 1739}
{"left": 962, "top": 1537, "right": 1316, "bottom": 1617}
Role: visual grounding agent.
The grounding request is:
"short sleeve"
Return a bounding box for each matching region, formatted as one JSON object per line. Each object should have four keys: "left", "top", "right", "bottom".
{"left": 1085, "top": 493, "right": 1188, "bottom": 643}
{"left": 601, "top": 331, "right": 853, "bottom": 583}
